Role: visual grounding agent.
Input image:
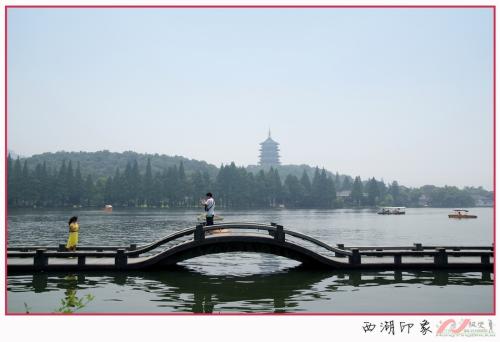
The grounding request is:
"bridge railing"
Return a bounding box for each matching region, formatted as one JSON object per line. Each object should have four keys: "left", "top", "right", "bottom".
{"left": 7, "top": 223, "right": 285, "bottom": 269}
{"left": 346, "top": 248, "right": 493, "bottom": 266}
{"left": 8, "top": 222, "right": 494, "bottom": 268}
{"left": 334, "top": 243, "right": 493, "bottom": 265}
{"left": 7, "top": 222, "right": 354, "bottom": 260}
{"left": 124, "top": 222, "right": 285, "bottom": 256}
{"left": 7, "top": 245, "right": 137, "bottom": 252}
{"left": 342, "top": 244, "right": 494, "bottom": 251}
{"left": 198, "top": 222, "right": 354, "bottom": 258}
{"left": 8, "top": 248, "right": 131, "bottom": 269}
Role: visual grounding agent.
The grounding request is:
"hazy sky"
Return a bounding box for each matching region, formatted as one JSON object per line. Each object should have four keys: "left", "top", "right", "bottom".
{"left": 7, "top": 8, "right": 493, "bottom": 189}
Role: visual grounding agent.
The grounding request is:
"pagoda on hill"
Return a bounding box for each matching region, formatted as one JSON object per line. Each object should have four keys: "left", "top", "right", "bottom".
{"left": 259, "top": 130, "right": 281, "bottom": 167}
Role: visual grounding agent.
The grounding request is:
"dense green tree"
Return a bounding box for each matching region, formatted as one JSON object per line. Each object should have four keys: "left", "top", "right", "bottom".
{"left": 152, "top": 172, "right": 163, "bottom": 206}
{"left": 32, "top": 163, "right": 43, "bottom": 206}
{"left": 334, "top": 172, "right": 341, "bottom": 190}
{"left": 10, "top": 158, "right": 22, "bottom": 206}
{"left": 56, "top": 160, "right": 68, "bottom": 205}
{"left": 142, "top": 158, "right": 154, "bottom": 206}
{"left": 299, "top": 170, "right": 312, "bottom": 207}
{"left": 66, "top": 161, "right": 75, "bottom": 202}
{"left": 310, "top": 168, "right": 336, "bottom": 208}
{"left": 190, "top": 171, "right": 205, "bottom": 206}
{"left": 351, "top": 176, "right": 363, "bottom": 206}
{"left": 310, "top": 168, "right": 322, "bottom": 207}
{"left": 366, "top": 177, "right": 380, "bottom": 206}
{"left": 104, "top": 173, "right": 114, "bottom": 205}
{"left": 71, "top": 162, "right": 83, "bottom": 205}
{"left": 389, "top": 181, "right": 400, "bottom": 205}
{"left": 325, "top": 175, "right": 337, "bottom": 208}
{"left": 377, "top": 180, "right": 387, "bottom": 200}
{"left": 428, "top": 186, "right": 474, "bottom": 207}
{"left": 283, "top": 174, "right": 303, "bottom": 208}
{"left": 253, "top": 170, "right": 268, "bottom": 207}
{"left": 267, "top": 167, "right": 282, "bottom": 207}
{"left": 177, "top": 161, "right": 189, "bottom": 206}
{"left": 7, "top": 154, "right": 13, "bottom": 205}
{"left": 83, "top": 174, "right": 94, "bottom": 206}
{"left": 130, "top": 160, "right": 141, "bottom": 206}
{"left": 165, "top": 165, "right": 178, "bottom": 206}
{"left": 6, "top": 153, "right": 487, "bottom": 209}
{"left": 341, "top": 176, "right": 352, "bottom": 191}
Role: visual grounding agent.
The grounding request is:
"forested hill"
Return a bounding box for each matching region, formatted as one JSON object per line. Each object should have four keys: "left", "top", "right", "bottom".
{"left": 23, "top": 150, "right": 219, "bottom": 180}
{"left": 19, "top": 151, "right": 350, "bottom": 184}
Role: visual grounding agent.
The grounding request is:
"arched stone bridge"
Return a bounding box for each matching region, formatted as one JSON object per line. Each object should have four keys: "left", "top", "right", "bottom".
{"left": 7, "top": 222, "right": 494, "bottom": 272}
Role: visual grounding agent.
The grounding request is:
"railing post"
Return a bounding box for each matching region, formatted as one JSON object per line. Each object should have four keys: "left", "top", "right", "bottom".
{"left": 482, "top": 271, "right": 491, "bottom": 281}
{"left": 413, "top": 243, "right": 423, "bottom": 251}
{"left": 269, "top": 222, "right": 277, "bottom": 237}
{"left": 274, "top": 225, "right": 285, "bottom": 242}
{"left": 128, "top": 243, "right": 138, "bottom": 258}
{"left": 335, "top": 244, "right": 346, "bottom": 258}
{"left": 115, "top": 249, "right": 128, "bottom": 268}
{"left": 394, "top": 254, "right": 402, "bottom": 265}
{"left": 434, "top": 248, "right": 448, "bottom": 265}
{"left": 194, "top": 224, "right": 205, "bottom": 242}
{"left": 78, "top": 255, "right": 86, "bottom": 267}
{"left": 481, "top": 255, "right": 491, "bottom": 265}
{"left": 349, "top": 248, "right": 361, "bottom": 265}
{"left": 34, "top": 249, "right": 48, "bottom": 269}
{"left": 58, "top": 244, "right": 66, "bottom": 252}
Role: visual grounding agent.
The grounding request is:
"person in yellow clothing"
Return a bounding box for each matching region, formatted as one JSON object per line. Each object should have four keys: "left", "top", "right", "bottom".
{"left": 66, "top": 216, "right": 79, "bottom": 251}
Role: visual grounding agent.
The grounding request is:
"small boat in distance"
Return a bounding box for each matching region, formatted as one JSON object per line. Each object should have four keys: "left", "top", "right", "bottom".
{"left": 448, "top": 209, "right": 477, "bottom": 219}
{"left": 103, "top": 204, "right": 113, "bottom": 212}
{"left": 377, "top": 207, "right": 406, "bottom": 215}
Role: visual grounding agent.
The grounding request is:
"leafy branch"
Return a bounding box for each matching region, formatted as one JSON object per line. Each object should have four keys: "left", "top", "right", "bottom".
{"left": 54, "top": 292, "right": 95, "bottom": 314}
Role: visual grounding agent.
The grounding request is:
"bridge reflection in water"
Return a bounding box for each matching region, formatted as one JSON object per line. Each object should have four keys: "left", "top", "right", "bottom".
{"left": 17, "top": 268, "right": 493, "bottom": 313}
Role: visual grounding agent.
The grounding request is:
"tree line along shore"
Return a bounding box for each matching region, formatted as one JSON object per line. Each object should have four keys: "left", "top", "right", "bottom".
{"left": 7, "top": 151, "right": 491, "bottom": 209}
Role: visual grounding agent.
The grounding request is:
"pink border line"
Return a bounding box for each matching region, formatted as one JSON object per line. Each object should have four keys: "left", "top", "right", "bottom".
{"left": 3, "top": 4, "right": 496, "bottom": 317}
{"left": 4, "top": 3, "right": 8, "bottom": 318}
{"left": 3, "top": 5, "right": 498, "bottom": 9}
{"left": 493, "top": 3, "right": 497, "bottom": 319}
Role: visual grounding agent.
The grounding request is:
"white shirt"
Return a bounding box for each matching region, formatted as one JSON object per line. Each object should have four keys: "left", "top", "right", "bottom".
{"left": 205, "top": 198, "right": 215, "bottom": 217}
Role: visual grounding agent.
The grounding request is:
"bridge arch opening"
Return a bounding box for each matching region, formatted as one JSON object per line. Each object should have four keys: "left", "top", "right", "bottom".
{"left": 177, "top": 252, "right": 301, "bottom": 276}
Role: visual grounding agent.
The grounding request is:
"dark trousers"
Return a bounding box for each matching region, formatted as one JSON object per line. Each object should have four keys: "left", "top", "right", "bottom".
{"left": 206, "top": 216, "right": 214, "bottom": 226}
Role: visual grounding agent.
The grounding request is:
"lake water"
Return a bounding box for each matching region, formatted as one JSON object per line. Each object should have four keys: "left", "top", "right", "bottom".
{"left": 7, "top": 207, "right": 494, "bottom": 313}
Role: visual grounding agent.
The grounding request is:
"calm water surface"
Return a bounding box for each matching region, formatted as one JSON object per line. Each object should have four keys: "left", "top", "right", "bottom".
{"left": 7, "top": 208, "right": 494, "bottom": 313}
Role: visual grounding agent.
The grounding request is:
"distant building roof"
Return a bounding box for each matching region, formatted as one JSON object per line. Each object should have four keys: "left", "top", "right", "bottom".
{"left": 337, "top": 190, "right": 351, "bottom": 197}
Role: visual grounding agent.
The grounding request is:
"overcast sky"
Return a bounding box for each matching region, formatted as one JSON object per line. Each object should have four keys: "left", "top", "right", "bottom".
{"left": 7, "top": 8, "right": 493, "bottom": 189}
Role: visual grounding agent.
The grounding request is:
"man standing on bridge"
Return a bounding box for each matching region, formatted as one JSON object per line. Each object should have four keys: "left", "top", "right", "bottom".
{"left": 203, "top": 192, "right": 215, "bottom": 226}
